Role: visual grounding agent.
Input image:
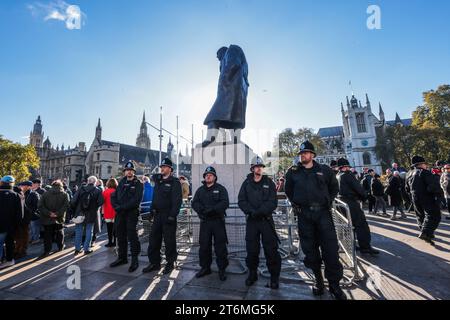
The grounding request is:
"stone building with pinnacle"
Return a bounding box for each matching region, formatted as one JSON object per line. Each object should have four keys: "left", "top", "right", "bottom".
{"left": 316, "top": 93, "right": 412, "bottom": 174}
{"left": 28, "top": 111, "right": 191, "bottom": 186}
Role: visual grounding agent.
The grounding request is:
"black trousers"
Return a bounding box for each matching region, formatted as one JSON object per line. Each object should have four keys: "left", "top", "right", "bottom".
{"left": 367, "top": 195, "right": 376, "bottom": 212}
{"left": 345, "top": 199, "right": 372, "bottom": 250}
{"left": 147, "top": 213, "right": 177, "bottom": 265}
{"left": 43, "top": 224, "right": 64, "bottom": 253}
{"left": 115, "top": 211, "right": 141, "bottom": 260}
{"left": 106, "top": 222, "right": 116, "bottom": 244}
{"left": 245, "top": 217, "right": 281, "bottom": 279}
{"left": 412, "top": 201, "right": 441, "bottom": 237}
{"left": 297, "top": 208, "right": 343, "bottom": 283}
{"left": 5, "top": 232, "right": 15, "bottom": 261}
{"left": 199, "top": 218, "right": 228, "bottom": 270}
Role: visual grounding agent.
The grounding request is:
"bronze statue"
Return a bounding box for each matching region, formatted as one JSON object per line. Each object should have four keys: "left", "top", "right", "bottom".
{"left": 203, "top": 45, "right": 249, "bottom": 146}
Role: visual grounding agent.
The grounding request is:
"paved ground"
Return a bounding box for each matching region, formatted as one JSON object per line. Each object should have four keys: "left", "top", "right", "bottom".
{"left": 1, "top": 210, "right": 449, "bottom": 300}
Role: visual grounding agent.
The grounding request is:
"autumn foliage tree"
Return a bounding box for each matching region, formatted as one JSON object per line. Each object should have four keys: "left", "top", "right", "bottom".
{"left": 0, "top": 136, "right": 40, "bottom": 182}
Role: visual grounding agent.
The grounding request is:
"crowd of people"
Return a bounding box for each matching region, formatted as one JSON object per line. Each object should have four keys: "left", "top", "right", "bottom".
{"left": 0, "top": 142, "right": 449, "bottom": 300}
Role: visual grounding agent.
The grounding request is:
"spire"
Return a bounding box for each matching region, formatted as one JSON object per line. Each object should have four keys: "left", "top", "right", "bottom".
{"left": 395, "top": 112, "right": 402, "bottom": 125}
{"left": 95, "top": 118, "right": 102, "bottom": 140}
{"left": 341, "top": 102, "right": 344, "bottom": 113}
{"left": 379, "top": 102, "right": 384, "bottom": 115}
{"left": 346, "top": 96, "right": 350, "bottom": 108}
{"left": 143, "top": 110, "right": 146, "bottom": 123}
{"left": 358, "top": 100, "right": 362, "bottom": 108}
{"left": 366, "top": 93, "right": 371, "bottom": 109}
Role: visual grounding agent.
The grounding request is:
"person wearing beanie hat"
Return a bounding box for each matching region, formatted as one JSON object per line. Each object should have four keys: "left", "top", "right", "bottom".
{"left": 192, "top": 166, "right": 230, "bottom": 281}
{"left": 406, "top": 156, "right": 443, "bottom": 244}
{"left": 110, "top": 160, "right": 143, "bottom": 273}
{"left": 143, "top": 157, "right": 182, "bottom": 275}
{"left": 284, "top": 142, "right": 347, "bottom": 299}
{"left": 336, "top": 158, "right": 379, "bottom": 256}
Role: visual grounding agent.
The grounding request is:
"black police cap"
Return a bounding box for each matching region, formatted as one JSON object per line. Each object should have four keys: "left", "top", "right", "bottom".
{"left": 298, "top": 140, "right": 316, "bottom": 155}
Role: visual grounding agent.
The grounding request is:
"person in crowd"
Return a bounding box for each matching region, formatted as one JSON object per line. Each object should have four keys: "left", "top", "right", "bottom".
{"left": 15, "top": 181, "right": 39, "bottom": 258}
{"left": 71, "top": 176, "right": 104, "bottom": 255}
{"left": 38, "top": 180, "right": 70, "bottom": 257}
{"left": 179, "top": 176, "right": 190, "bottom": 202}
{"left": 0, "top": 176, "right": 22, "bottom": 269}
{"left": 440, "top": 163, "right": 450, "bottom": 220}
{"left": 371, "top": 174, "right": 388, "bottom": 217}
{"left": 386, "top": 171, "right": 407, "bottom": 220}
{"left": 361, "top": 169, "right": 375, "bottom": 214}
{"left": 141, "top": 176, "right": 154, "bottom": 215}
{"left": 103, "top": 178, "right": 118, "bottom": 247}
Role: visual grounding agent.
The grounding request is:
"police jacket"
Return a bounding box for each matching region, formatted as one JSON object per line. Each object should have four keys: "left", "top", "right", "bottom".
{"left": 111, "top": 176, "right": 144, "bottom": 215}
{"left": 337, "top": 171, "right": 367, "bottom": 202}
{"left": 285, "top": 161, "right": 338, "bottom": 209}
{"left": 238, "top": 174, "right": 277, "bottom": 218}
{"left": 151, "top": 175, "right": 182, "bottom": 218}
{"left": 192, "top": 181, "right": 229, "bottom": 220}
{"left": 406, "top": 168, "right": 442, "bottom": 206}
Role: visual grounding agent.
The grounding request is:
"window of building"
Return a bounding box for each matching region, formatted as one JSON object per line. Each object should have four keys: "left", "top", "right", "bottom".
{"left": 97, "top": 153, "right": 100, "bottom": 161}
{"left": 363, "top": 152, "right": 371, "bottom": 165}
{"left": 107, "top": 166, "right": 112, "bottom": 174}
{"left": 355, "top": 113, "right": 367, "bottom": 133}
{"left": 67, "top": 157, "right": 71, "bottom": 164}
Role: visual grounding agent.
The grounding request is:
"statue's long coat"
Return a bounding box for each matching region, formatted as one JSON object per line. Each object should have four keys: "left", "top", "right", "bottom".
{"left": 204, "top": 45, "right": 249, "bottom": 130}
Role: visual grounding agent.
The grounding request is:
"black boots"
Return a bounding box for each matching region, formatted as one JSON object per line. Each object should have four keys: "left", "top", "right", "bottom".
{"left": 128, "top": 256, "right": 139, "bottom": 273}
{"left": 329, "top": 282, "right": 347, "bottom": 300}
{"left": 142, "top": 263, "right": 161, "bottom": 273}
{"left": 360, "top": 247, "right": 380, "bottom": 255}
{"left": 218, "top": 269, "right": 227, "bottom": 281}
{"left": 418, "top": 233, "right": 435, "bottom": 246}
{"left": 312, "top": 269, "right": 325, "bottom": 296}
{"left": 163, "top": 262, "right": 175, "bottom": 274}
{"left": 265, "top": 276, "right": 279, "bottom": 290}
{"left": 196, "top": 268, "right": 212, "bottom": 278}
{"left": 245, "top": 269, "right": 258, "bottom": 286}
{"left": 110, "top": 258, "right": 128, "bottom": 268}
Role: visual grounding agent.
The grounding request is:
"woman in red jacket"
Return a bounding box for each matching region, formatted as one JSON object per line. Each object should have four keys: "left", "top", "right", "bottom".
{"left": 103, "top": 178, "right": 118, "bottom": 247}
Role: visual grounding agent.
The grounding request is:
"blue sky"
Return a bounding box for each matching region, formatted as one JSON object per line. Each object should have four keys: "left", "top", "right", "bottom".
{"left": 1, "top": 0, "right": 449, "bottom": 155}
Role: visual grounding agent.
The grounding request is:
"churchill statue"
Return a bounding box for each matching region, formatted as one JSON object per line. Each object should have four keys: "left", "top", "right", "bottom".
{"left": 203, "top": 45, "right": 249, "bottom": 146}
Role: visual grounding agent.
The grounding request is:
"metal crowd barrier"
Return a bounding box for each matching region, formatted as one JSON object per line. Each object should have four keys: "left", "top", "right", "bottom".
{"left": 136, "top": 196, "right": 362, "bottom": 286}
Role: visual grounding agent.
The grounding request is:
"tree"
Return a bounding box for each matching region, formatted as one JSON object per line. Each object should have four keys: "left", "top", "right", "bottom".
{"left": 0, "top": 136, "right": 40, "bottom": 182}
{"left": 376, "top": 84, "right": 450, "bottom": 169}
{"left": 274, "top": 128, "right": 324, "bottom": 171}
{"left": 413, "top": 84, "right": 450, "bottom": 128}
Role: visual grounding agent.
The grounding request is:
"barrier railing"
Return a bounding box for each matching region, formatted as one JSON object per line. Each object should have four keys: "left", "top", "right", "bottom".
{"left": 136, "top": 196, "right": 362, "bottom": 286}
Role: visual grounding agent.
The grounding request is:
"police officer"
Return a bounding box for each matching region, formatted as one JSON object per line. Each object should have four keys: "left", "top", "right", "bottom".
{"left": 143, "top": 158, "right": 182, "bottom": 275}
{"left": 285, "top": 141, "right": 346, "bottom": 300}
{"left": 336, "top": 158, "right": 379, "bottom": 256}
{"left": 238, "top": 156, "right": 281, "bottom": 289}
{"left": 110, "top": 161, "right": 143, "bottom": 272}
{"left": 406, "top": 156, "right": 442, "bottom": 245}
{"left": 192, "top": 166, "right": 230, "bottom": 281}
{"left": 329, "top": 160, "right": 339, "bottom": 174}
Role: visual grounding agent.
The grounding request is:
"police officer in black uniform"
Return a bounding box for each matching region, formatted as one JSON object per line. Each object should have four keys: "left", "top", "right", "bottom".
{"left": 110, "top": 161, "right": 143, "bottom": 272}
{"left": 143, "top": 158, "right": 182, "bottom": 274}
{"left": 406, "top": 156, "right": 442, "bottom": 245}
{"left": 238, "top": 156, "right": 281, "bottom": 289}
{"left": 336, "top": 158, "right": 379, "bottom": 256}
{"left": 192, "top": 166, "right": 230, "bottom": 281}
{"left": 285, "top": 141, "right": 346, "bottom": 300}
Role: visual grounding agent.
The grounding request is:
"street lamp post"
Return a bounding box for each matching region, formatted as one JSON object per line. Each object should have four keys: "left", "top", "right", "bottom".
{"left": 144, "top": 107, "right": 194, "bottom": 176}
